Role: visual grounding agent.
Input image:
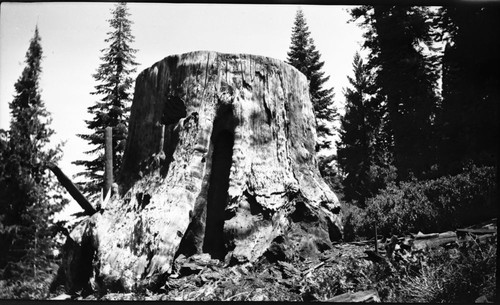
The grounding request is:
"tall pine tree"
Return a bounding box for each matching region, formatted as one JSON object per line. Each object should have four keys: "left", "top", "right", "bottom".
{"left": 0, "top": 26, "right": 67, "bottom": 279}
{"left": 74, "top": 2, "right": 138, "bottom": 196}
{"left": 337, "top": 52, "right": 395, "bottom": 206}
{"left": 287, "top": 9, "right": 336, "bottom": 151}
{"left": 351, "top": 6, "right": 439, "bottom": 181}
{"left": 434, "top": 6, "right": 499, "bottom": 175}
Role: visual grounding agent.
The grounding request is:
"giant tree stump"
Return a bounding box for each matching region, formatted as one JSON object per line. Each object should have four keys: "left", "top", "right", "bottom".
{"left": 57, "top": 51, "right": 342, "bottom": 293}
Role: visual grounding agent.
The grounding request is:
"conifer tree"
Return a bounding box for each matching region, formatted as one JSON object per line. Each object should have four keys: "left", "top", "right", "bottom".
{"left": 287, "top": 9, "right": 336, "bottom": 151}
{"left": 435, "top": 6, "right": 499, "bottom": 175}
{"left": 351, "top": 6, "right": 439, "bottom": 181}
{"left": 337, "top": 52, "right": 395, "bottom": 206}
{"left": 0, "top": 26, "right": 67, "bottom": 279}
{"left": 74, "top": 2, "right": 138, "bottom": 196}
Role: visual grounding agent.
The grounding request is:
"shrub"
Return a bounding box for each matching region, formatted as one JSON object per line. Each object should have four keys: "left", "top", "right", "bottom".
{"left": 397, "top": 241, "right": 497, "bottom": 302}
{"left": 425, "top": 164, "right": 497, "bottom": 230}
{"left": 355, "top": 164, "right": 497, "bottom": 237}
{"left": 0, "top": 260, "right": 59, "bottom": 299}
{"left": 341, "top": 202, "right": 368, "bottom": 241}
{"left": 0, "top": 276, "right": 52, "bottom": 299}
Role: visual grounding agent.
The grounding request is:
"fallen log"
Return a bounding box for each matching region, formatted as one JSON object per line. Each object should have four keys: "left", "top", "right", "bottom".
{"left": 47, "top": 163, "right": 97, "bottom": 216}
{"left": 464, "top": 218, "right": 497, "bottom": 230}
{"left": 412, "top": 232, "right": 457, "bottom": 250}
{"left": 343, "top": 239, "right": 378, "bottom": 246}
{"left": 457, "top": 233, "right": 496, "bottom": 245}
{"left": 456, "top": 228, "right": 497, "bottom": 235}
{"left": 326, "top": 290, "right": 381, "bottom": 302}
{"left": 411, "top": 232, "right": 439, "bottom": 239}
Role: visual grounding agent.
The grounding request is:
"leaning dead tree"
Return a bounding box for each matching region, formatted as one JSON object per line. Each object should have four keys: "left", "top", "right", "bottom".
{"left": 48, "top": 164, "right": 96, "bottom": 216}
{"left": 52, "top": 51, "right": 342, "bottom": 294}
{"left": 48, "top": 126, "right": 115, "bottom": 215}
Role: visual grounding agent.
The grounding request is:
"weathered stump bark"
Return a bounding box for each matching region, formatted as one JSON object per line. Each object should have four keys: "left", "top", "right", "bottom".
{"left": 57, "top": 51, "right": 342, "bottom": 293}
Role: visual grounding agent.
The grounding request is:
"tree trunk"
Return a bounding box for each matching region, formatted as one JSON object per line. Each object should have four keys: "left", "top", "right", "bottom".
{"left": 47, "top": 163, "right": 96, "bottom": 215}
{"left": 56, "top": 51, "right": 342, "bottom": 293}
{"left": 104, "top": 126, "right": 113, "bottom": 197}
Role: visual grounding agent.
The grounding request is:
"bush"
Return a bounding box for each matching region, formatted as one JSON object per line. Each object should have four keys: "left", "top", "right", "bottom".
{"left": 364, "top": 180, "right": 438, "bottom": 236}
{"left": 341, "top": 202, "right": 368, "bottom": 241}
{"left": 0, "top": 260, "right": 59, "bottom": 299}
{"left": 397, "top": 241, "right": 497, "bottom": 302}
{"left": 425, "top": 164, "right": 497, "bottom": 230}
{"left": 0, "top": 276, "right": 52, "bottom": 299}
{"left": 308, "top": 235, "right": 496, "bottom": 302}
{"left": 348, "top": 164, "right": 497, "bottom": 238}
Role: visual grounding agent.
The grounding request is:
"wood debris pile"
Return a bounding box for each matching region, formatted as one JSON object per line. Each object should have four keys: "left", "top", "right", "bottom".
{"left": 368, "top": 218, "right": 497, "bottom": 263}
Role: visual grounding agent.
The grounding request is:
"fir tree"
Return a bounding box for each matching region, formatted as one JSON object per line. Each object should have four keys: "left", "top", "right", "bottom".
{"left": 287, "top": 9, "right": 336, "bottom": 151}
{"left": 0, "top": 26, "right": 67, "bottom": 280}
{"left": 351, "top": 6, "right": 439, "bottom": 181}
{"left": 337, "top": 52, "right": 395, "bottom": 206}
{"left": 434, "top": 6, "right": 499, "bottom": 175}
{"left": 74, "top": 2, "right": 138, "bottom": 196}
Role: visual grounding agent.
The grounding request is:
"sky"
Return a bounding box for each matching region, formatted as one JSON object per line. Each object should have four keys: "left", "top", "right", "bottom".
{"left": 0, "top": 2, "right": 366, "bottom": 219}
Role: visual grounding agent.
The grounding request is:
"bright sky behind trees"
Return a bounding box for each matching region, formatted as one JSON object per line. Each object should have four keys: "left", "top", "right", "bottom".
{"left": 0, "top": 2, "right": 365, "bottom": 218}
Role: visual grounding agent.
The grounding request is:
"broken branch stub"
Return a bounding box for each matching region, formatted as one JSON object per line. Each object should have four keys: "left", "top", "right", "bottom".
{"left": 57, "top": 51, "right": 342, "bottom": 293}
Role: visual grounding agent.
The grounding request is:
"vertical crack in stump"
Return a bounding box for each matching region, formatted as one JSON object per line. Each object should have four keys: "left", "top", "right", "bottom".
{"left": 203, "top": 103, "right": 236, "bottom": 259}
{"left": 203, "top": 130, "right": 234, "bottom": 259}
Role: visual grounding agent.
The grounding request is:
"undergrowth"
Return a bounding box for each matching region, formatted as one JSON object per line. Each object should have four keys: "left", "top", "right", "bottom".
{"left": 342, "top": 164, "right": 497, "bottom": 239}
{"left": 1, "top": 166, "right": 496, "bottom": 301}
{"left": 0, "top": 260, "right": 60, "bottom": 299}
{"left": 397, "top": 241, "right": 497, "bottom": 302}
{"left": 307, "top": 239, "right": 497, "bottom": 302}
{"left": 0, "top": 269, "right": 56, "bottom": 299}
{"left": 338, "top": 164, "right": 497, "bottom": 302}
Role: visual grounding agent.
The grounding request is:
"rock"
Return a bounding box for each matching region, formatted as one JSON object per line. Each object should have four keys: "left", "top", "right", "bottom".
{"left": 327, "top": 289, "right": 381, "bottom": 302}
{"left": 50, "top": 293, "right": 72, "bottom": 300}
{"left": 188, "top": 253, "right": 213, "bottom": 266}
{"left": 100, "top": 292, "right": 139, "bottom": 301}
{"left": 56, "top": 51, "right": 341, "bottom": 293}
{"left": 251, "top": 289, "right": 268, "bottom": 301}
{"left": 475, "top": 295, "right": 489, "bottom": 303}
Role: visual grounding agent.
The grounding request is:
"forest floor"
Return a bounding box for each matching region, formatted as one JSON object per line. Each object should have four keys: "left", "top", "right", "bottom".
{"left": 56, "top": 218, "right": 497, "bottom": 302}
